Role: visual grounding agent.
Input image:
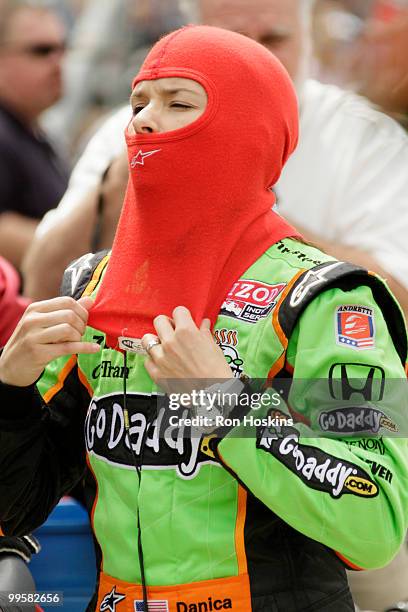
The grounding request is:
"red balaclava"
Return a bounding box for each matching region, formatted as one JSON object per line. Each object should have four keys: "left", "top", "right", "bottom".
{"left": 88, "top": 25, "right": 299, "bottom": 348}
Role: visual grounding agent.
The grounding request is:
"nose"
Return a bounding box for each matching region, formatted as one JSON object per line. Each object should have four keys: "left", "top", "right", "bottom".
{"left": 132, "top": 106, "right": 160, "bottom": 134}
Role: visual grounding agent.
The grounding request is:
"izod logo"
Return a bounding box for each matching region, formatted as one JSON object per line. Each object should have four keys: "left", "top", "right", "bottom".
{"left": 220, "top": 279, "right": 286, "bottom": 323}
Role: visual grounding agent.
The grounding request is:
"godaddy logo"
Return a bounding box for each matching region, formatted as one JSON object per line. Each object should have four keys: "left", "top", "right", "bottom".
{"left": 257, "top": 424, "right": 378, "bottom": 499}
{"left": 319, "top": 406, "right": 398, "bottom": 434}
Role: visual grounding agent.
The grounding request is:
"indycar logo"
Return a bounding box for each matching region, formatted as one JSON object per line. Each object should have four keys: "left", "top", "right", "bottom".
{"left": 257, "top": 415, "right": 378, "bottom": 499}
{"left": 336, "top": 305, "right": 375, "bottom": 350}
{"left": 220, "top": 280, "right": 286, "bottom": 323}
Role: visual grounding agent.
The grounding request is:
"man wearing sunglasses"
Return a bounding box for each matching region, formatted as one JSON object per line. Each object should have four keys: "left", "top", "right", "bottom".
{"left": 0, "top": 0, "right": 69, "bottom": 270}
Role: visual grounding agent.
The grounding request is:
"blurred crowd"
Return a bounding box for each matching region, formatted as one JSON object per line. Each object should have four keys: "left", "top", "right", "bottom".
{"left": 313, "top": 0, "right": 408, "bottom": 127}
{"left": 0, "top": 1, "right": 408, "bottom": 611}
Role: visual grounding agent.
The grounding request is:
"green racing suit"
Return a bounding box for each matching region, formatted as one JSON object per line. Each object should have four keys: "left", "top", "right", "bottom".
{"left": 0, "top": 238, "right": 407, "bottom": 612}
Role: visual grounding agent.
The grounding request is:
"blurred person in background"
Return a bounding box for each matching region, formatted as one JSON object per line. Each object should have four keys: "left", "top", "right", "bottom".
{"left": 0, "top": 256, "right": 29, "bottom": 348}
{"left": 312, "top": 0, "right": 408, "bottom": 127}
{"left": 23, "top": 0, "right": 194, "bottom": 297}
{"left": 352, "top": 1, "right": 408, "bottom": 127}
{"left": 42, "top": 0, "right": 190, "bottom": 156}
{"left": 311, "top": 0, "right": 370, "bottom": 86}
{"left": 49, "top": 0, "right": 87, "bottom": 34}
{"left": 0, "top": 0, "right": 69, "bottom": 270}
{"left": 24, "top": 0, "right": 408, "bottom": 327}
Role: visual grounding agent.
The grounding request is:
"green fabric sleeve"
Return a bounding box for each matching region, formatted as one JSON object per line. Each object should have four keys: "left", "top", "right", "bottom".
{"left": 217, "top": 284, "right": 408, "bottom": 569}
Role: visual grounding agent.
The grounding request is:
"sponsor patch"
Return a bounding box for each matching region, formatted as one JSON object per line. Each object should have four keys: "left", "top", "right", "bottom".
{"left": 257, "top": 416, "right": 378, "bottom": 499}
{"left": 365, "top": 460, "right": 393, "bottom": 484}
{"left": 328, "top": 363, "right": 385, "bottom": 401}
{"left": 289, "top": 262, "right": 343, "bottom": 308}
{"left": 346, "top": 437, "right": 386, "bottom": 455}
{"left": 118, "top": 336, "right": 146, "bottom": 354}
{"left": 85, "top": 394, "right": 218, "bottom": 479}
{"left": 214, "top": 329, "right": 243, "bottom": 377}
{"left": 220, "top": 280, "right": 286, "bottom": 323}
{"left": 100, "top": 586, "right": 126, "bottom": 612}
{"left": 134, "top": 600, "right": 168, "bottom": 611}
{"left": 335, "top": 305, "right": 375, "bottom": 350}
{"left": 92, "top": 360, "right": 131, "bottom": 380}
{"left": 66, "top": 253, "right": 94, "bottom": 294}
{"left": 319, "top": 406, "right": 398, "bottom": 434}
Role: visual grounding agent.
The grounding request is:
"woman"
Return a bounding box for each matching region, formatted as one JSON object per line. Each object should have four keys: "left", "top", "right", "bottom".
{"left": 0, "top": 25, "right": 407, "bottom": 612}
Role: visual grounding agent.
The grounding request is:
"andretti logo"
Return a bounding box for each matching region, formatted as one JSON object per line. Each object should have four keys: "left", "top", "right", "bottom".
{"left": 220, "top": 279, "right": 286, "bottom": 323}
{"left": 257, "top": 415, "right": 378, "bottom": 499}
{"left": 335, "top": 305, "right": 375, "bottom": 350}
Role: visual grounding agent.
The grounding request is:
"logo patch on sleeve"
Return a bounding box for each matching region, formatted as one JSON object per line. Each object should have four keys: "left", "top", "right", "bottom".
{"left": 335, "top": 305, "right": 375, "bottom": 350}
{"left": 220, "top": 280, "right": 286, "bottom": 323}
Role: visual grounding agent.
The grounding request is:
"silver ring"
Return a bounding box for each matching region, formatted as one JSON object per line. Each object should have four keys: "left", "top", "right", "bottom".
{"left": 145, "top": 338, "right": 161, "bottom": 354}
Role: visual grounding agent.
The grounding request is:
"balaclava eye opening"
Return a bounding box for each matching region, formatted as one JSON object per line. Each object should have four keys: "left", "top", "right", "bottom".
{"left": 88, "top": 25, "right": 300, "bottom": 348}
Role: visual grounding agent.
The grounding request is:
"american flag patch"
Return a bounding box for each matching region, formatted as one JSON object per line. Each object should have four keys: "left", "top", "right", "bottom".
{"left": 335, "top": 305, "right": 375, "bottom": 350}
{"left": 134, "top": 601, "right": 169, "bottom": 611}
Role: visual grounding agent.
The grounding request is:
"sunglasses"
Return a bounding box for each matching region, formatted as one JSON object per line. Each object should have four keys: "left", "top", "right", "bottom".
{"left": 1, "top": 41, "right": 67, "bottom": 57}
